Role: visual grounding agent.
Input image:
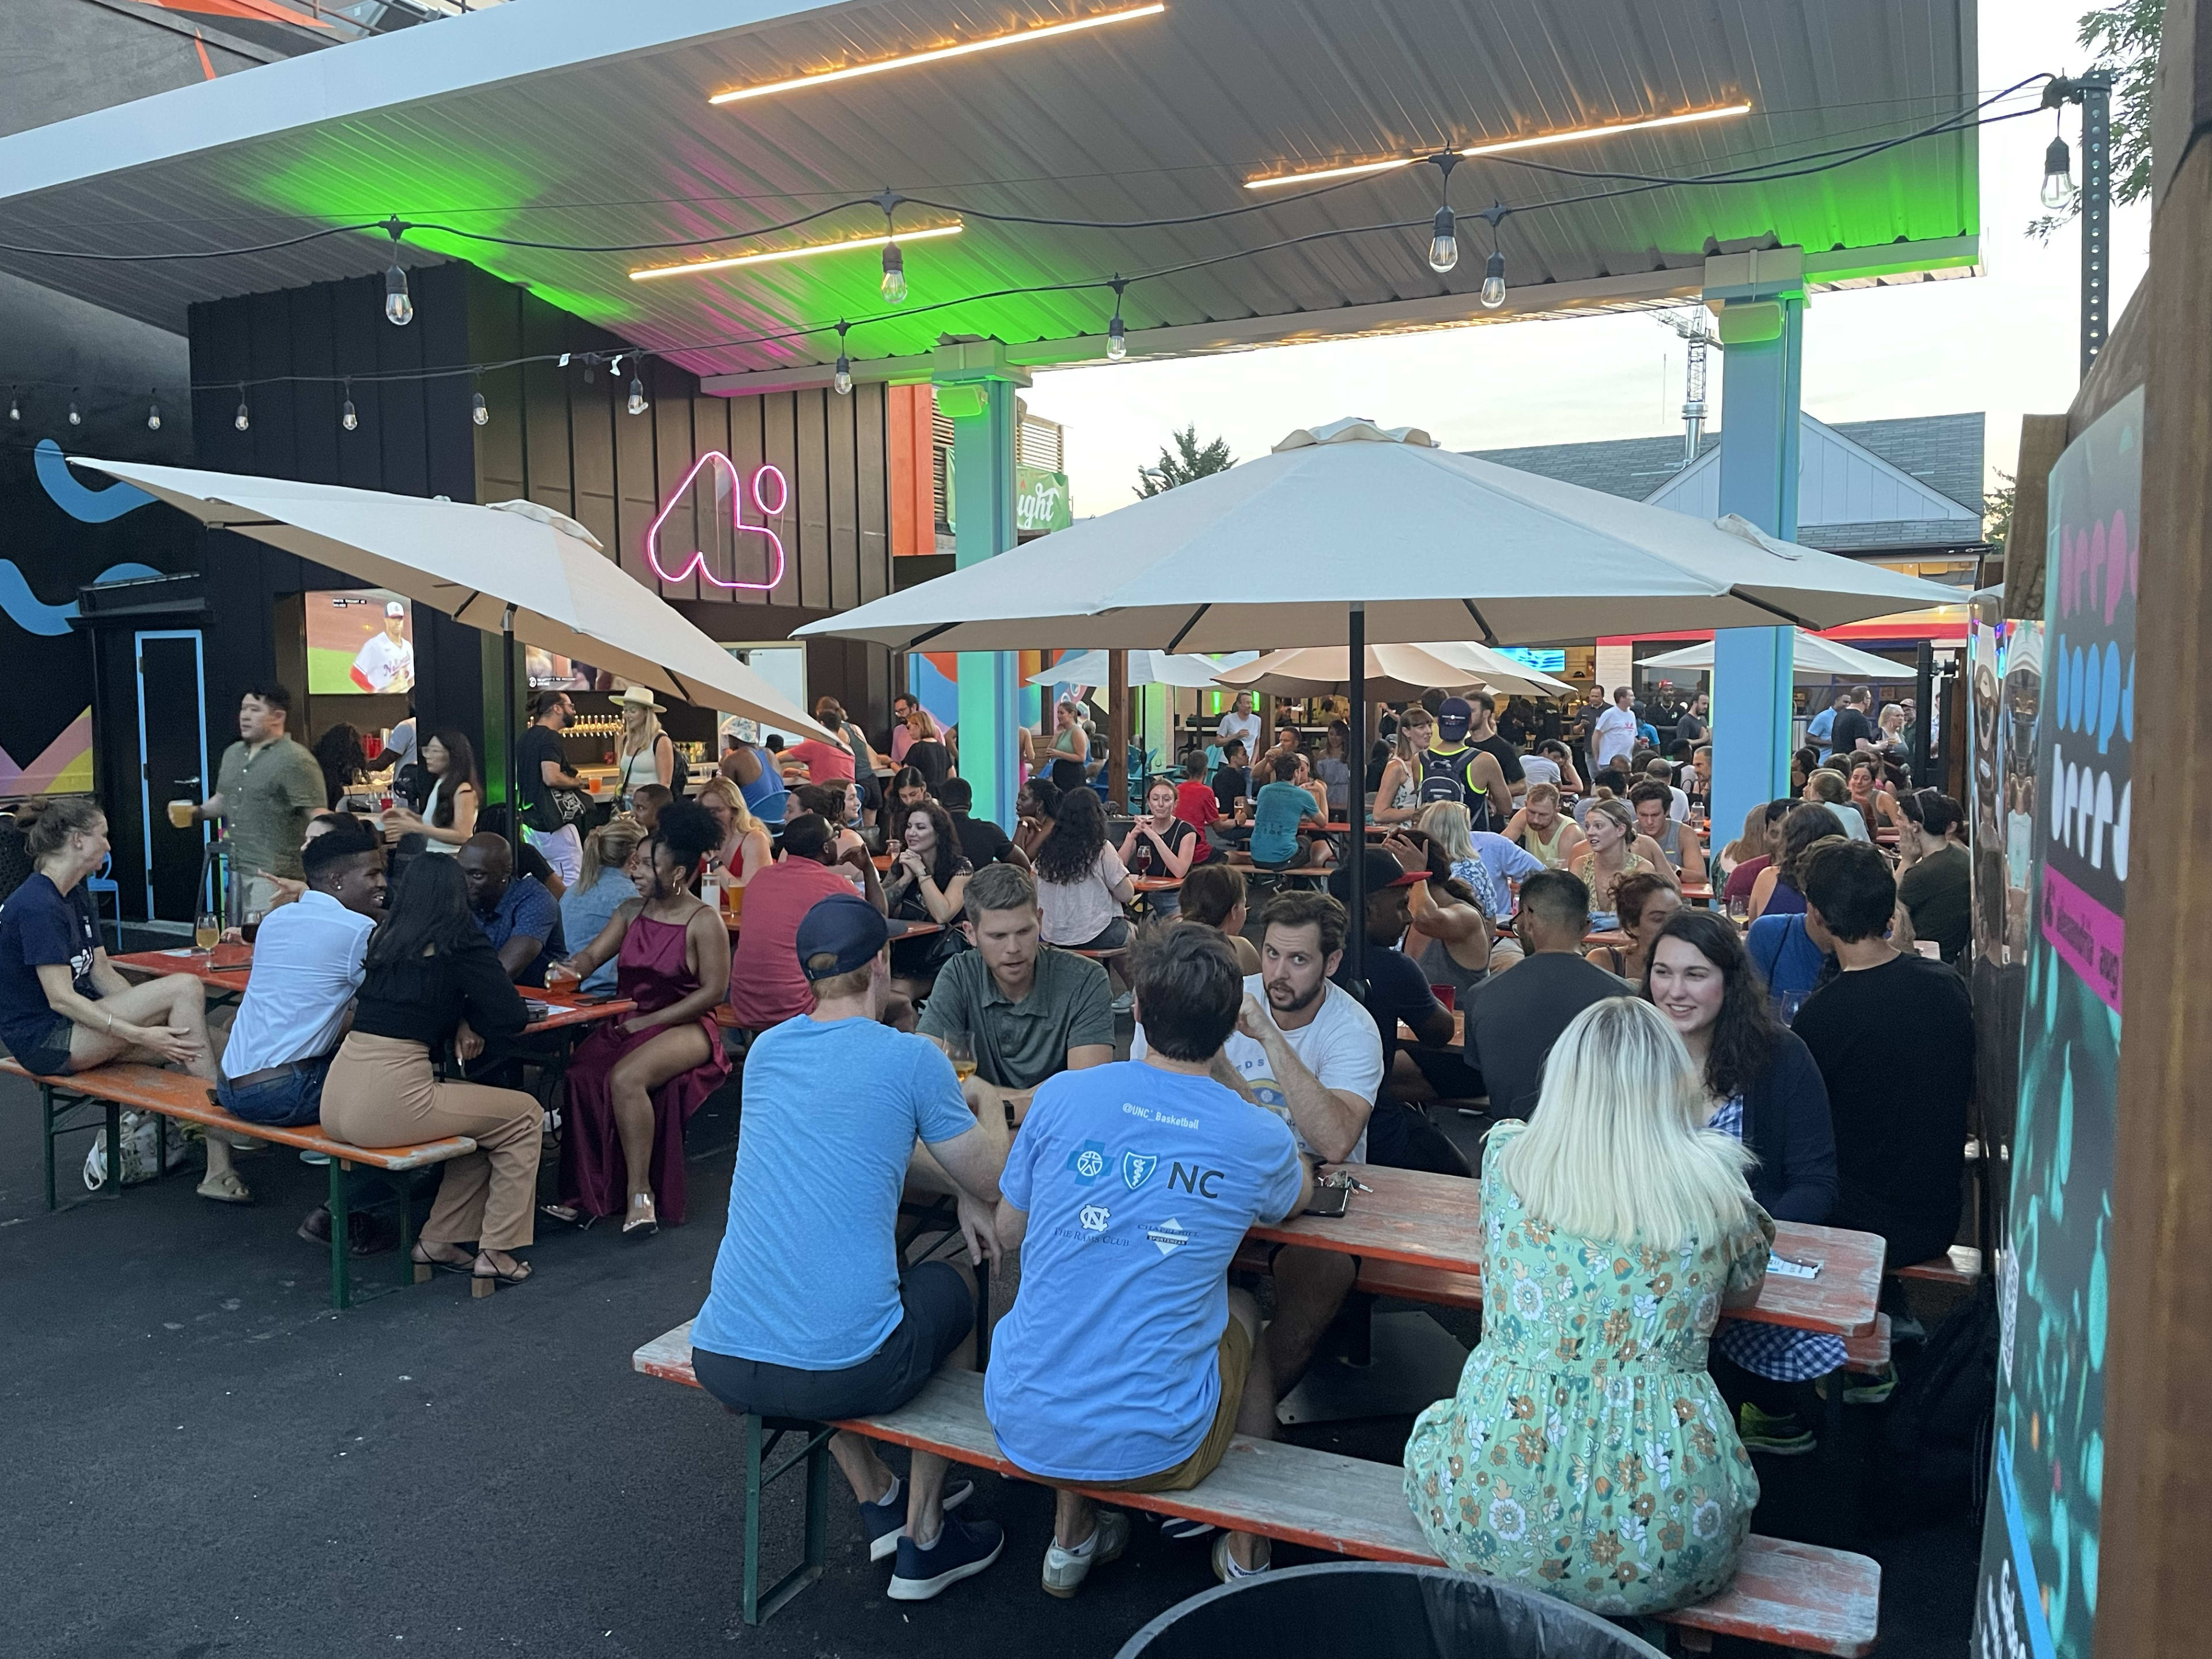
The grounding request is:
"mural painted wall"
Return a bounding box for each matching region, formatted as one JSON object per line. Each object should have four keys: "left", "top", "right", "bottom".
{"left": 1972, "top": 388, "right": 2138, "bottom": 1659}
{"left": 0, "top": 430, "right": 192, "bottom": 798}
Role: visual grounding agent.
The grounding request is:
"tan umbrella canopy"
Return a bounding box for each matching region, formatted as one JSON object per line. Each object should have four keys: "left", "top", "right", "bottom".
{"left": 1216, "top": 641, "right": 1577, "bottom": 700}
{"left": 75, "top": 459, "right": 834, "bottom": 737}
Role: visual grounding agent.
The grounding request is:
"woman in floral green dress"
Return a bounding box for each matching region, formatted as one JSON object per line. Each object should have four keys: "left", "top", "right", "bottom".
{"left": 1403, "top": 997, "right": 1775, "bottom": 1616}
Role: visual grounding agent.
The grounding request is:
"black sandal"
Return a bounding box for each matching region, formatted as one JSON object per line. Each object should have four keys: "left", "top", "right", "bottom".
{"left": 411, "top": 1243, "right": 475, "bottom": 1275}
{"left": 471, "top": 1255, "right": 532, "bottom": 1287}
{"left": 538, "top": 1203, "right": 595, "bottom": 1229}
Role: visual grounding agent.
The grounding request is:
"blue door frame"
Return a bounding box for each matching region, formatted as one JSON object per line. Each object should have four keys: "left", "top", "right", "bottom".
{"left": 132, "top": 628, "right": 210, "bottom": 922}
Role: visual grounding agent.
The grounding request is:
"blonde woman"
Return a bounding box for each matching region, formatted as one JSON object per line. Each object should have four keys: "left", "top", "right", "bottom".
{"left": 694, "top": 776, "right": 771, "bottom": 887}
{"left": 1502, "top": 781, "right": 1586, "bottom": 870}
{"left": 560, "top": 816, "right": 649, "bottom": 994}
{"left": 612, "top": 684, "right": 676, "bottom": 806}
{"left": 1873, "top": 702, "right": 1907, "bottom": 753}
{"left": 1403, "top": 997, "right": 1770, "bottom": 1615}
{"left": 1373, "top": 705, "right": 1433, "bottom": 826}
{"left": 1570, "top": 797, "right": 1655, "bottom": 923}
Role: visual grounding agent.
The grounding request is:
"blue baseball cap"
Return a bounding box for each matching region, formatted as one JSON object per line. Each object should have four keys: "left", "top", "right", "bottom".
{"left": 1435, "top": 696, "right": 1474, "bottom": 741}
{"left": 794, "top": 892, "right": 889, "bottom": 981}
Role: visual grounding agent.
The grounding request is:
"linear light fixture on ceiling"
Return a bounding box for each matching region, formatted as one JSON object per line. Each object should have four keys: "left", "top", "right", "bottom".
{"left": 709, "top": 3, "right": 1166, "bottom": 105}
{"left": 630, "top": 221, "right": 963, "bottom": 282}
{"left": 1244, "top": 102, "right": 1753, "bottom": 190}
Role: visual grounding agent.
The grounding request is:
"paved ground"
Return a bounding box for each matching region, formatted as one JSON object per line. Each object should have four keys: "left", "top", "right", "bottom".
{"left": 1, "top": 1064, "right": 1979, "bottom": 1659}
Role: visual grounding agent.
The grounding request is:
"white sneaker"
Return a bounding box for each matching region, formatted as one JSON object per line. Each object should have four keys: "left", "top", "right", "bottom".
{"left": 1211, "top": 1531, "right": 1271, "bottom": 1583}
{"left": 1041, "top": 1509, "right": 1128, "bottom": 1598}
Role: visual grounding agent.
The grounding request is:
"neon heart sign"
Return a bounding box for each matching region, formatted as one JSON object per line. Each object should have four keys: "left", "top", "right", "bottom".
{"left": 644, "top": 452, "right": 789, "bottom": 590}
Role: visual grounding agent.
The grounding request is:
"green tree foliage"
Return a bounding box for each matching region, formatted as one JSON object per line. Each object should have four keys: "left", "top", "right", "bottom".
{"left": 1135, "top": 426, "right": 1235, "bottom": 498}
{"left": 1984, "top": 469, "right": 2017, "bottom": 554}
{"left": 2030, "top": 0, "right": 2164, "bottom": 240}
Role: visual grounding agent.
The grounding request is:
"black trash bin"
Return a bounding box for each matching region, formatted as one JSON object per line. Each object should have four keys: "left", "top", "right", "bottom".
{"left": 1116, "top": 1563, "right": 1665, "bottom": 1659}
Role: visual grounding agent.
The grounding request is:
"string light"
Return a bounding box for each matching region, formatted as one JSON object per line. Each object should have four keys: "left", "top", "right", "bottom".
{"left": 146, "top": 391, "right": 162, "bottom": 431}
{"left": 1478, "top": 206, "right": 1508, "bottom": 307}
{"left": 2041, "top": 129, "right": 2075, "bottom": 209}
{"left": 627, "top": 370, "right": 650, "bottom": 416}
{"left": 67, "top": 394, "right": 81, "bottom": 426}
{"left": 340, "top": 379, "right": 358, "bottom": 431}
{"left": 382, "top": 220, "right": 414, "bottom": 326}
{"left": 1106, "top": 277, "right": 1127, "bottom": 360}
{"left": 7, "top": 389, "right": 18, "bottom": 423}
{"left": 1425, "top": 155, "right": 1459, "bottom": 274}
{"left": 234, "top": 386, "right": 250, "bottom": 432}
{"left": 706, "top": 4, "right": 1165, "bottom": 105}
{"left": 832, "top": 321, "right": 854, "bottom": 395}
{"left": 472, "top": 391, "right": 488, "bottom": 426}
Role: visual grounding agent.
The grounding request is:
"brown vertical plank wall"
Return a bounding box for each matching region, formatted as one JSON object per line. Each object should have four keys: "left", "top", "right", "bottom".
{"left": 762, "top": 392, "right": 801, "bottom": 611}
{"left": 2096, "top": 37, "right": 2212, "bottom": 1654}
{"left": 725, "top": 388, "right": 768, "bottom": 619}
{"left": 856, "top": 382, "right": 892, "bottom": 604}
{"left": 825, "top": 384, "right": 861, "bottom": 615}
{"left": 796, "top": 388, "right": 832, "bottom": 610}
{"left": 652, "top": 365, "right": 699, "bottom": 605}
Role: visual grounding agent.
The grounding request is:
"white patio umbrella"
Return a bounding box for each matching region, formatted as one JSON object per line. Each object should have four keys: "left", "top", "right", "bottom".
{"left": 1024, "top": 649, "right": 1256, "bottom": 688}
{"left": 77, "top": 458, "right": 836, "bottom": 851}
{"left": 1639, "top": 631, "right": 1911, "bottom": 683}
{"left": 800, "top": 418, "right": 1956, "bottom": 978}
{"left": 1217, "top": 641, "right": 1575, "bottom": 700}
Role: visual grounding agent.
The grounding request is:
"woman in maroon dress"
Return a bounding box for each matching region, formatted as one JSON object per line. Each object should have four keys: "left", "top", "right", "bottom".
{"left": 544, "top": 801, "right": 730, "bottom": 1235}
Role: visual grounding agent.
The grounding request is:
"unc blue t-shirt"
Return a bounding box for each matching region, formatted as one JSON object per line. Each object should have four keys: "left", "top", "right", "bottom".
{"left": 0, "top": 874, "right": 99, "bottom": 1055}
{"left": 692, "top": 1017, "right": 978, "bottom": 1369}
{"left": 1248, "top": 781, "right": 1312, "bottom": 865}
{"left": 985, "top": 1060, "right": 1305, "bottom": 1481}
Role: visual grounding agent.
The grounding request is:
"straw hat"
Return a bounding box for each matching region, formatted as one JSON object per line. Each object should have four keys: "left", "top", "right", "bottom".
{"left": 613, "top": 684, "right": 667, "bottom": 714}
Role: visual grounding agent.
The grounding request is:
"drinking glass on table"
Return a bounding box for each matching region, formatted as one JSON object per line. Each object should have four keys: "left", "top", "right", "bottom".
{"left": 945, "top": 1030, "right": 977, "bottom": 1084}
{"left": 546, "top": 959, "right": 581, "bottom": 991}
{"left": 194, "top": 907, "right": 220, "bottom": 953}
{"left": 1725, "top": 892, "right": 1750, "bottom": 925}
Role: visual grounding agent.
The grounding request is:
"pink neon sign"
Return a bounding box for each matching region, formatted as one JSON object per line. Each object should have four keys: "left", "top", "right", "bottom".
{"left": 644, "top": 451, "right": 789, "bottom": 591}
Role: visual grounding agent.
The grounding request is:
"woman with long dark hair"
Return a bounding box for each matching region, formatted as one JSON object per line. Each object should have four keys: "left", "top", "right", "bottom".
{"left": 317, "top": 854, "right": 540, "bottom": 1288}
{"left": 1013, "top": 775, "right": 1060, "bottom": 863}
{"left": 1032, "top": 786, "right": 1135, "bottom": 952}
{"left": 312, "top": 723, "right": 369, "bottom": 810}
{"left": 882, "top": 798, "right": 971, "bottom": 995}
{"left": 383, "top": 729, "right": 480, "bottom": 854}
{"left": 1643, "top": 908, "right": 1839, "bottom": 1453}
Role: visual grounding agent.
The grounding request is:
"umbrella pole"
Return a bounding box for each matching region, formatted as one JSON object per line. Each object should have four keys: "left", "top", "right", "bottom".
{"left": 1347, "top": 603, "right": 1366, "bottom": 993}
{"left": 502, "top": 607, "right": 521, "bottom": 867}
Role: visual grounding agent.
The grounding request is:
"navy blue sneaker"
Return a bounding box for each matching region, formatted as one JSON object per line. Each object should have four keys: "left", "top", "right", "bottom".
{"left": 887, "top": 1513, "right": 1004, "bottom": 1601}
{"left": 861, "top": 1478, "right": 974, "bottom": 1562}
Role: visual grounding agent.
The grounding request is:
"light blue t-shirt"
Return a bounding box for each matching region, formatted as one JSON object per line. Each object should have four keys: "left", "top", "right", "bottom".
{"left": 558, "top": 869, "right": 635, "bottom": 993}
{"left": 984, "top": 1060, "right": 1305, "bottom": 1481}
{"left": 1467, "top": 831, "right": 1545, "bottom": 921}
{"left": 1248, "top": 781, "right": 1313, "bottom": 865}
{"left": 691, "top": 1017, "right": 978, "bottom": 1369}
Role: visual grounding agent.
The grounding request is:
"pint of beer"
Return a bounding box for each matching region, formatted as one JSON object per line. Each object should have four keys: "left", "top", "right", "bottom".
{"left": 166, "top": 800, "right": 195, "bottom": 830}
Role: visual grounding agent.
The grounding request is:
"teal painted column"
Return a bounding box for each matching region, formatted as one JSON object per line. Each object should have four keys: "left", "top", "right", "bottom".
{"left": 935, "top": 343, "right": 1027, "bottom": 831}
{"left": 1707, "top": 251, "right": 1805, "bottom": 840}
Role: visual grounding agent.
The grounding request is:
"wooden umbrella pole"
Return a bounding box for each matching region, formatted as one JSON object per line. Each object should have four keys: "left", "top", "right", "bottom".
{"left": 502, "top": 605, "right": 521, "bottom": 866}
{"left": 1108, "top": 649, "right": 1130, "bottom": 810}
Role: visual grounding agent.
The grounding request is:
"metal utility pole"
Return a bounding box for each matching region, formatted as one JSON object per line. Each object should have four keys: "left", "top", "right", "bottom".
{"left": 1656, "top": 309, "right": 1719, "bottom": 465}
{"left": 2043, "top": 70, "right": 2113, "bottom": 378}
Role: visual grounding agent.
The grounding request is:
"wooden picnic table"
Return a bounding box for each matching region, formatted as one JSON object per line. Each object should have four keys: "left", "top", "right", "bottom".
{"left": 1248, "top": 1162, "right": 1882, "bottom": 1336}
{"left": 1130, "top": 875, "right": 1184, "bottom": 893}
{"left": 112, "top": 947, "right": 637, "bottom": 1035}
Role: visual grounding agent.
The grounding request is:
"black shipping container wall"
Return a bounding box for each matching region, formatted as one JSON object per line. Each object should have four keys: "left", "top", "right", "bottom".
{"left": 185, "top": 263, "right": 900, "bottom": 843}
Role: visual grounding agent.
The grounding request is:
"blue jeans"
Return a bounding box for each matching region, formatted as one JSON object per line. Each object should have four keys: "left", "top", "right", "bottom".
{"left": 215, "top": 1057, "right": 330, "bottom": 1127}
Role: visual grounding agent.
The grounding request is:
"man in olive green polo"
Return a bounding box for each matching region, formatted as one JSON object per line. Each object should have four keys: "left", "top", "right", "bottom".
{"left": 187, "top": 685, "right": 328, "bottom": 916}
{"left": 917, "top": 862, "right": 1114, "bottom": 1123}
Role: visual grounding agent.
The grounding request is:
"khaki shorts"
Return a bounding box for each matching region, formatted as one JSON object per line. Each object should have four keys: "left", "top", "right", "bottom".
{"left": 1077, "top": 1314, "right": 1254, "bottom": 1494}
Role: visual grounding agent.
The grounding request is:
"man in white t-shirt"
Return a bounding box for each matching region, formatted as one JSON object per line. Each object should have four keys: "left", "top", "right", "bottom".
{"left": 1215, "top": 692, "right": 1262, "bottom": 759}
{"left": 1590, "top": 685, "right": 1639, "bottom": 771}
{"left": 349, "top": 601, "right": 415, "bottom": 694}
{"left": 1131, "top": 888, "right": 1381, "bottom": 1435}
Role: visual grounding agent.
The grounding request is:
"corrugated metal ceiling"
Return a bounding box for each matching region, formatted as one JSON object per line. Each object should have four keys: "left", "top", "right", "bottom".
{"left": 0, "top": 0, "right": 1978, "bottom": 379}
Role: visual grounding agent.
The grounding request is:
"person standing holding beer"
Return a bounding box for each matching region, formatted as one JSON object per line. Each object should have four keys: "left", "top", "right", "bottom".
{"left": 176, "top": 685, "right": 328, "bottom": 918}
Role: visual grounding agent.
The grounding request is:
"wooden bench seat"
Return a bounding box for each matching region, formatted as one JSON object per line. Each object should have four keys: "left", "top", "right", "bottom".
{"left": 1892, "top": 1244, "right": 1982, "bottom": 1287}
{"left": 634, "top": 1322, "right": 1880, "bottom": 1655}
{"left": 2, "top": 1057, "right": 475, "bottom": 1309}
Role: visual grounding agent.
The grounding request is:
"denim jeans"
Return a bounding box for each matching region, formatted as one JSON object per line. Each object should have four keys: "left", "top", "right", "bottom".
{"left": 215, "top": 1056, "right": 330, "bottom": 1127}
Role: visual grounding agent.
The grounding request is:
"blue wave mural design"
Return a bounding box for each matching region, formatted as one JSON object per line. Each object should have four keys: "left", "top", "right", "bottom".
{"left": 35, "top": 439, "right": 156, "bottom": 523}
{"left": 0, "top": 562, "right": 162, "bottom": 635}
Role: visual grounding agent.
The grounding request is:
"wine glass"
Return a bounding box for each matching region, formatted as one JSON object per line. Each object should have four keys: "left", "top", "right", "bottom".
{"left": 945, "top": 1030, "right": 977, "bottom": 1084}
{"left": 194, "top": 907, "right": 219, "bottom": 954}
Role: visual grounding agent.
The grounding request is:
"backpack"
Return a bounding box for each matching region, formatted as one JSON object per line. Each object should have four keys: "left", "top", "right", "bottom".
{"left": 1417, "top": 746, "right": 1473, "bottom": 806}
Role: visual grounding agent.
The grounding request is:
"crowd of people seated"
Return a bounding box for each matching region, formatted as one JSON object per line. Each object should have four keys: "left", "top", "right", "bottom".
{"left": 0, "top": 674, "right": 1979, "bottom": 1623}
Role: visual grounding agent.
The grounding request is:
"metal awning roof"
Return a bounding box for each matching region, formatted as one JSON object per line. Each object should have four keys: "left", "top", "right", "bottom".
{"left": 0, "top": 0, "right": 1978, "bottom": 391}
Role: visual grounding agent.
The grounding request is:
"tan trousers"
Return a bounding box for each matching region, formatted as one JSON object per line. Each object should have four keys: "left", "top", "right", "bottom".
{"left": 321, "top": 1033, "right": 541, "bottom": 1251}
